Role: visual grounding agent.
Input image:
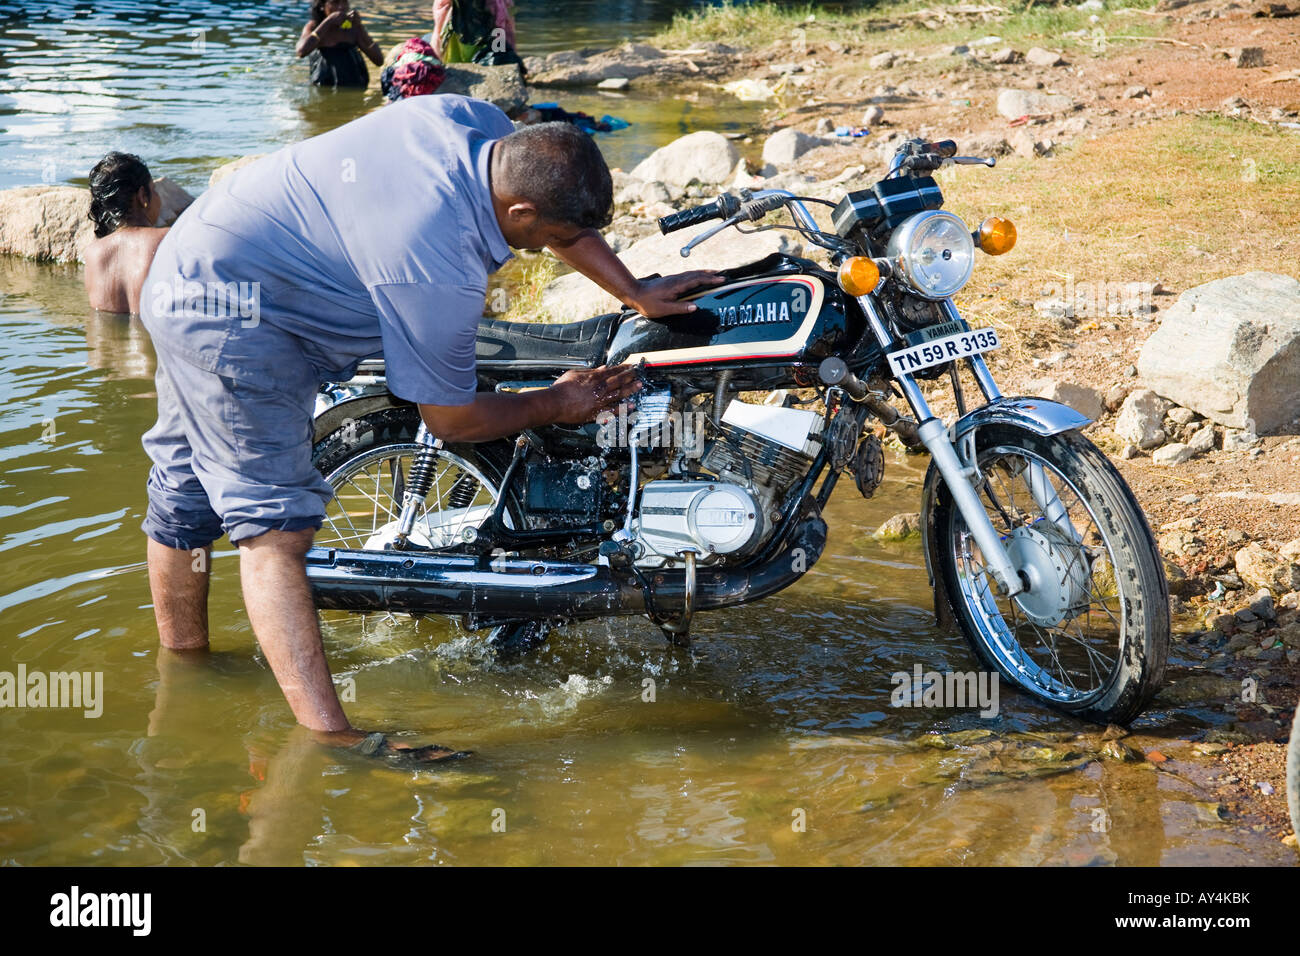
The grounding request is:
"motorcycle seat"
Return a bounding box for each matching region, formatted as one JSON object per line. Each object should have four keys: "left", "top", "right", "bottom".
{"left": 475, "top": 313, "right": 619, "bottom": 371}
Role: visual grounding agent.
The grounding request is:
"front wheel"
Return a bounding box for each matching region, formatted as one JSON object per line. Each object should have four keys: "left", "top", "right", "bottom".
{"left": 934, "top": 425, "right": 1169, "bottom": 725}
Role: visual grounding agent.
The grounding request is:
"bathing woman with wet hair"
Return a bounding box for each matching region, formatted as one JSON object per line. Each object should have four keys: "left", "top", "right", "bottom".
{"left": 83, "top": 151, "right": 169, "bottom": 315}
{"left": 297, "top": 2, "right": 384, "bottom": 87}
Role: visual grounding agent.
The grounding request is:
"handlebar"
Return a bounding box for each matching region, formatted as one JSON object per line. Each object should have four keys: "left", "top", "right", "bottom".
{"left": 657, "top": 195, "right": 738, "bottom": 235}
{"left": 657, "top": 189, "right": 830, "bottom": 258}
{"left": 657, "top": 191, "right": 793, "bottom": 236}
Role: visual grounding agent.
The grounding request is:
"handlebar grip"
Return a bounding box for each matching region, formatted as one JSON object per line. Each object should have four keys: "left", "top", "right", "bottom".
{"left": 658, "top": 201, "right": 722, "bottom": 235}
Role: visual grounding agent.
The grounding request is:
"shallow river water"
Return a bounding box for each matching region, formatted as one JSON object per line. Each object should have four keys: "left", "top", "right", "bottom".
{"left": 0, "top": 2, "right": 1290, "bottom": 866}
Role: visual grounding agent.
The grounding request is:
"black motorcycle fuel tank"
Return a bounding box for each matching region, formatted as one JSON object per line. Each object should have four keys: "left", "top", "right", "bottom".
{"left": 606, "top": 254, "right": 863, "bottom": 383}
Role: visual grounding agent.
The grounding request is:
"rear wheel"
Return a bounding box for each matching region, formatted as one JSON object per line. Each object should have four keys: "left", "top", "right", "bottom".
{"left": 935, "top": 425, "right": 1169, "bottom": 724}
{"left": 313, "top": 405, "right": 520, "bottom": 550}
{"left": 312, "top": 406, "right": 549, "bottom": 650}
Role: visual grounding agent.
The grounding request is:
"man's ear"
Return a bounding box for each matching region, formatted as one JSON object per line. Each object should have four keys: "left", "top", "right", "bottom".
{"left": 505, "top": 201, "right": 539, "bottom": 227}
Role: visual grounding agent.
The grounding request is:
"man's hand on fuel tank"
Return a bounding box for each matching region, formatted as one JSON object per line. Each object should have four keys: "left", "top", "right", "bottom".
{"left": 548, "top": 364, "right": 643, "bottom": 424}
{"left": 628, "top": 272, "right": 724, "bottom": 317}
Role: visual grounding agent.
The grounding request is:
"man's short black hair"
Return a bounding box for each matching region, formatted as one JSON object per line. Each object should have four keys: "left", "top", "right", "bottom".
{"left": 497, "top": 123, "right": 613, "bottom": 230}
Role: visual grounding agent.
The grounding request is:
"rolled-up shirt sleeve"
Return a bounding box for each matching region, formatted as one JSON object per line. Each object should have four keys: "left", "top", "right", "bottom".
{"left": 369, "top": 281, "right": 483, "bottom": 406}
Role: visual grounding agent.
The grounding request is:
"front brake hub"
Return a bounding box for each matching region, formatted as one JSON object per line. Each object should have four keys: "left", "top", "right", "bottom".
{"left": 1005, "top": 524, "right": 1090, "bottom": 627}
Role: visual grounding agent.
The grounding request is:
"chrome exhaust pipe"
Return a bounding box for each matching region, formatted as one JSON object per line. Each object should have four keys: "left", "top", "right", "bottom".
{"left": 306, "top": 508, "right": 827, "bottom": 621}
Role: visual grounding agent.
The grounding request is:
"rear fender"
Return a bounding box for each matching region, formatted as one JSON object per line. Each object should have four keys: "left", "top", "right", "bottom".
{"left": 312, "top": 389, "right": 412, "bottom": 445}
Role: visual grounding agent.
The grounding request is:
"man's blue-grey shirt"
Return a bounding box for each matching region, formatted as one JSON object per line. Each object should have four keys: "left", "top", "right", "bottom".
{"left": 142, "top": 94, "right": 515, "bottom": 405}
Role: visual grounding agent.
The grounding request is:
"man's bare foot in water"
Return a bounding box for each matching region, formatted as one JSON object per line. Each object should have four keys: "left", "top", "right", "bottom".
{"left": 313, "top": 728, "right": 471, "bottom": 763}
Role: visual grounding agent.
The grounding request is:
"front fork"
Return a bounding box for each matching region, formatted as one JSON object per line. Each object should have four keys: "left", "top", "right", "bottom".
{"left": 857, "top": 296, "right": 1070, "bottom": 597}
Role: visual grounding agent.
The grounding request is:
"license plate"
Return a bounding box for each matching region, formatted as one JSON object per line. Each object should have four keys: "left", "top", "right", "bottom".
{"left": 888, "top": 327, "right": 1000, "bottom": 377}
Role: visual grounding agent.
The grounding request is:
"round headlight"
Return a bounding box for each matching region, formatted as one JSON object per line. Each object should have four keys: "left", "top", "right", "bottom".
{"left": 886, "top": 210, "right": 975, "bottom": 300}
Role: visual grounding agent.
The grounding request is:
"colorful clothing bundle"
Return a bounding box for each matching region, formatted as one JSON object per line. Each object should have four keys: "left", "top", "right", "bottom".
{"left": 380, "top": 37, "right": 447, "bottom": 102}
{"left": 431, "top": 0, "right": 522, "bottom": 68}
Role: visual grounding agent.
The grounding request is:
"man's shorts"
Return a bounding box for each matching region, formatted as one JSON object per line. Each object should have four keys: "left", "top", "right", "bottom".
{"left": 140, "top": 320, "right": 335, "bottom": 551}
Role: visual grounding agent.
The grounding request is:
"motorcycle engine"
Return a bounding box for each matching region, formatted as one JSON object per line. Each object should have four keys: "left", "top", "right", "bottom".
{"left": 631, "top": 400, "right": 823, "bottom": 567}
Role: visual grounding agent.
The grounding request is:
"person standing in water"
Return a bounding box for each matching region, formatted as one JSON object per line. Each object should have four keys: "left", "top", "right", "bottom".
{"left": 296, "top": 2, "right": 384, "bottom": 87}
{"left": 83, "top": 152, "right": 169, "bottom": 315}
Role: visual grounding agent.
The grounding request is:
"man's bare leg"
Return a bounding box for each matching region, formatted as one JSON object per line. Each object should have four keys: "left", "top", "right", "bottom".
{"left": 238, "top": 528, "right": 468, "bottom": 759}
{"left": 237, "top": 528, "right": 352, "bottom": 734}
{"left": 147, "top": 538, "right": 211, "bottom": 650}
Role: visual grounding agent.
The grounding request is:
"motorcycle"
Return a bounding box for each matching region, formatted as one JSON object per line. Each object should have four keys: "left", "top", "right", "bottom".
{"left": 306, "top": 137, "right": 1169, "bottom": 724}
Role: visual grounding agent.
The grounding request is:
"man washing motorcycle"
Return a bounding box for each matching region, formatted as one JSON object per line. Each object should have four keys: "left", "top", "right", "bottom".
{"left": 139, "top": 94, "right": 720, "bottom": 762}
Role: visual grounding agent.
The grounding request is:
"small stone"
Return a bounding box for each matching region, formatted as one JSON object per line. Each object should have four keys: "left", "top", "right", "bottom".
{"left": 1248, "top": 588, "right": 1276, "bottom": 621}
{"left": 1232, "top": 46, "right": 1266, "bottom": 68}
{"left": 1257, "top": 780, "right": 1275, "bottom": 795}
{"left": 596, "top": 76, "right": 630, "bottom": 90}
{"left": 1159, "top": 529, "right": 1204, "bottom": 558}
{"left": 1025, "top": 47, "right": 1066, "bottom": 67}
{"left": 1223, "top": 428, "right": 1259, "bottom": 451}
{"left": 1125, "top": 365, "right": 1138, "bottom": 378}
{"left": 1115, "top": 389, "right": 1172, "bottom": 449}
{"left": 1100, "top": 739, "right": 1144, "bottom": 762}
{"left": 1153, "top": 442, "right": 1195, "bottom": 466}
{"left": 1123, "top": 85, "right": 1151, "bottom": 99}
{"left": 1104, "top": 384, "right": 1131, "bottom": 412}
{"left": 814, "top": 117, "right": 834, "bottom": 135}
{"left": 1225, "top": 633, "right": 1256, "bottom": 654}
{"left": 869, "top": 50, "right": 898, "bottom": 69}
{"left": 1121, "top": 443, "right": 1139, "bottom": 459}
{"left": 1236, "top": 543, "right": 1300, "bottom": 593}
{"left": 989, "top": 47, "right": 1022, "bottom": 65}
{"left": 874, "top": 512, "right": 921, "bottom": 539}
{"left": 1167, "top": 406, "right": 1198, "bottom": 426}
{"left": 861, "top": 105, "right": 886, "bottom": 126}
{"left": 1186, "top": 423, "right": 1217, "bottom": 455}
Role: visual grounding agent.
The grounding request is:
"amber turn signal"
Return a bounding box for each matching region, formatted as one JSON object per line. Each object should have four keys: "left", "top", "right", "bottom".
{"left": 976, "top": 217, "right": 1017, "bottom": 256}
{"left": 837, "top": 256, "right": 881, "bottom": 296}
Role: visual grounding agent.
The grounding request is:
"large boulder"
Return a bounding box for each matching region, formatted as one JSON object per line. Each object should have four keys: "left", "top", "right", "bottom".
{"left": 209, "top": 154, "right": 268, "bottom": 189}
{"left": 154, "top": 178, "right": 195, "bottom": 225}
{"left": 629, "top": 132, "right": 740, "bottom": 189}
{"left": 438, "top": 63, "right": 528, "bottom": 115}
{"left": 0, "top": 186, "right": 93, "bottom": 262}
{"left": 1137, "top": 272, "right": 1300, "bottom": 433}
{"left": 528, "top": 42, "right": 665, "bottom": 87}
{"left": 996, "top": 88, "right": 1074, "bottom": 119}
{"left": 1025, "top": 378, "right": 1104, "bottom": 421}
{"left": 0, "top": 178, "right": 194, "bottom": 262}
{"left": 538, "top": 220, "right": 803, "bottom": 321}
{"left": 761, "top": 128, "right": 837, "bottom": 169}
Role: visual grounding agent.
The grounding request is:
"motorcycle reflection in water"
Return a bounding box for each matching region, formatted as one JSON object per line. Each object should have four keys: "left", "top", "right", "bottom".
{"left": 307, "top": 137, "right": 1170, "bottom": 726}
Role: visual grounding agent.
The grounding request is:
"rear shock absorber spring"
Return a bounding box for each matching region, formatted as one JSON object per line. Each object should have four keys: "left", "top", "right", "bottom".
{"left": 446, "top": 471, "right": 479, "bottom": 510}
{"left": 395, "top": 424, "right": 444, "bottom": 544}
{"left": 403, "top": 448, "right": 440, "bottom": 505}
